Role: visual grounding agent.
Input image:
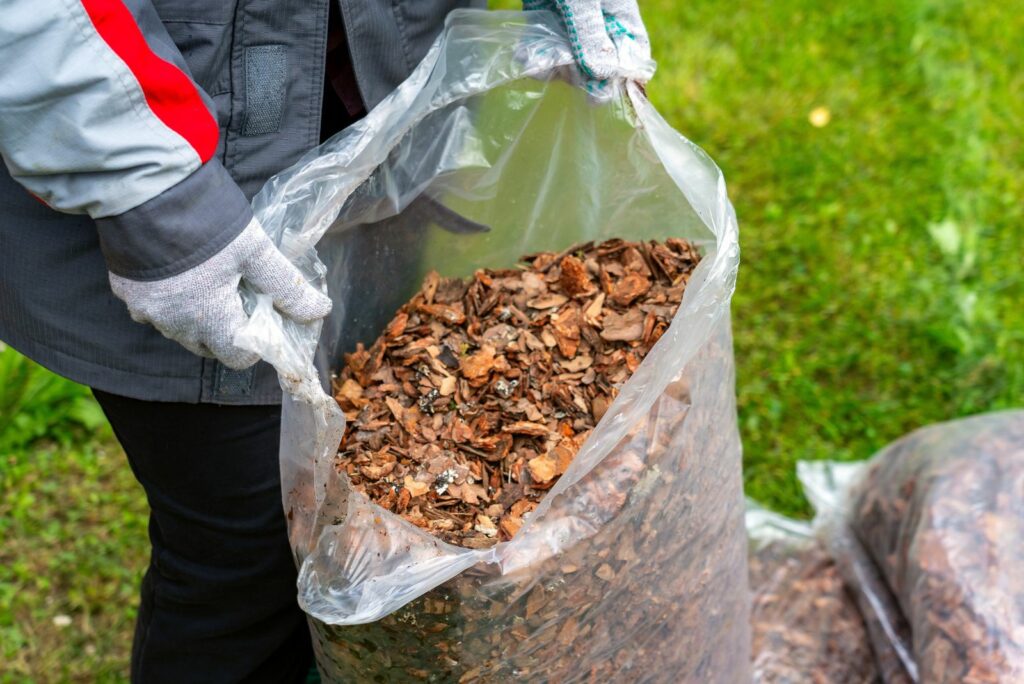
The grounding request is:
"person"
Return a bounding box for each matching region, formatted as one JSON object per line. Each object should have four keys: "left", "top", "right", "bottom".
{"left": 0, "top": 1, "right": 650, "bottom": 681}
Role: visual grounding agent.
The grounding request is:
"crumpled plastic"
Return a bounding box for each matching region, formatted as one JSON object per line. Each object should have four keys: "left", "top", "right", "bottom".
{"left": 237, "top": 9, "right": 747, "bottom": 682}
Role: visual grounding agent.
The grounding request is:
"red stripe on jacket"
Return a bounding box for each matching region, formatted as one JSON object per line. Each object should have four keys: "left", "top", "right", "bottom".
{"left": 78, "top": 0, "right": 219, "bottom": 163}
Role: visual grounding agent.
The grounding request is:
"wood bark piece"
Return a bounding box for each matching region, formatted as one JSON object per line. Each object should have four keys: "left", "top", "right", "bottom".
{"left": 333, "top": 239, "right": 701, "bottom": 549}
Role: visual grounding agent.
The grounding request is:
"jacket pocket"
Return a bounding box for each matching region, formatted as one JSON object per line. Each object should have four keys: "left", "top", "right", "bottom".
{"left": 152, "top": 0, "right": 236, "bottom": 97}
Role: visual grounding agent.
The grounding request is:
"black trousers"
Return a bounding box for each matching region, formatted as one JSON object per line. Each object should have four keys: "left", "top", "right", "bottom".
{"left": 92, "top": 390, "right": 313, "bottom": 683}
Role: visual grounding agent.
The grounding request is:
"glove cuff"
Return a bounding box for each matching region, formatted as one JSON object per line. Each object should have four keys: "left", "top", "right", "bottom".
{"left": 96, "top": 159, "right": 254, "bottom": 281}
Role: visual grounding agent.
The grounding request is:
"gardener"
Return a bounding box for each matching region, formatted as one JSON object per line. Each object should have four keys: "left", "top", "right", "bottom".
{"left": 0, "top": 1, "right": 650, "bottom": 681}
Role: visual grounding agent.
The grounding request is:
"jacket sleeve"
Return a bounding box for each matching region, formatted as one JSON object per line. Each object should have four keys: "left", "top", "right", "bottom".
{"left": 0, "top": 0, "right": 254, "bottom": 281}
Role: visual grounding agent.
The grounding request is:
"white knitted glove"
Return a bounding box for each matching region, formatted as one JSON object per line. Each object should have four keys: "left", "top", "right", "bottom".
{"left": 109, "top": 218, "right": 332, "bottom": 369}
{"left": 523, "top": 0, "right": 653, "bottom": 94}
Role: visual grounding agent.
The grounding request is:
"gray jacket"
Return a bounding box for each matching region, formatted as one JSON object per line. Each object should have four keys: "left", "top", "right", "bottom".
{"left": 0, "top": 0, "right": 482, "bottom": 404}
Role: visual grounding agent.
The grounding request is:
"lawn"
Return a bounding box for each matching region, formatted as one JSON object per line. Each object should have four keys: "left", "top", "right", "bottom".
{"left": 0, "top": 346, "right": 148, "bottom": 681}
{"left": 2, "top": 0, "right": 1022, "bottom": 679}
{"left": 644, "top": 0, "right": 1022, "bottom": 510}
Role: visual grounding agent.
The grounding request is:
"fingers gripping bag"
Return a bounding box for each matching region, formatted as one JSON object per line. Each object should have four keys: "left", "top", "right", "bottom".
{"left": 238, "top": 10, "right": 747, "bottom": 683}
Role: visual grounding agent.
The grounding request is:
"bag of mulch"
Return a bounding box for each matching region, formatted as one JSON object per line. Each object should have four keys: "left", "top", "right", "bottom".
{"left": 746, "top": 503, "right": 880, "bottom": 684}
{"left": 237, "top": 9, "right": 747, "bottom": 682}
{"left": 800, "top": 411, "right": 1024, "bottom": 684}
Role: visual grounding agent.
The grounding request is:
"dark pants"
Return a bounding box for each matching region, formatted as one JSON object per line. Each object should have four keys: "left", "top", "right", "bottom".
{"left": 92, "top": 390, "right": 313, "bottom": 684}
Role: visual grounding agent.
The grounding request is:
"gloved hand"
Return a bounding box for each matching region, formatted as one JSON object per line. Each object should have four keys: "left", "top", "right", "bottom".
{"left": 523, "top": 0, "right": 653, "bottom": 94}
{"left": 109, "top": 218, "right": 332, "bottom": 369}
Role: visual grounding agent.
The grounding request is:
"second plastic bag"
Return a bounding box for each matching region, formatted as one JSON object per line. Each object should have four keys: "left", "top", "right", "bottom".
{"left": 801, "top": 411, "right": 1024, "bottom": 684}
{"left": 239, "top": 9, "right": 747, "bottom": 682}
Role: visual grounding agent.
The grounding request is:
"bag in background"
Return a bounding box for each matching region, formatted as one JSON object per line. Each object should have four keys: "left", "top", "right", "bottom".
{"left": 800, "top": 411, "right": 1024, "bottom": 684}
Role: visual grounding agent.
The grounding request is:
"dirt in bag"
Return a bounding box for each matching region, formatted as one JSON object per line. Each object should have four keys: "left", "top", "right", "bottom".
{"left": 333, "top": 238, "right": 701, "bottom": 548}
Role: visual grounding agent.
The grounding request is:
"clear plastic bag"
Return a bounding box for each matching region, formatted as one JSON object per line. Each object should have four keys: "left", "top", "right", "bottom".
{"left": 238, "top": 9, "right": 747, "bottom": 682}
{"left": 746, "top": 503, "right": 880, "bottom": 683}
{"left": 799, "top": 411, "right": 1024, "bottom": 684}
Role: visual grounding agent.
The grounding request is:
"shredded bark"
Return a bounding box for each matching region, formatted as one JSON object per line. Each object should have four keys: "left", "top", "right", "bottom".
{"left": 333, "top": 238, "right": 700, "bottom": 548}
{"left": 314, "top": 323, "right": 748, "bottom": 682}
{"left": 750, "top": 539, "right": 881, "bottom": 684}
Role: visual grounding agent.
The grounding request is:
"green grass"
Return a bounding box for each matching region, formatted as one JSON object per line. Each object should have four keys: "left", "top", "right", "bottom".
{"left": 1, "top": 444, "right": 148, "bottom": 682}
{"left": 640, "top": 0, "right": 1023, "bottom": 513}
{"left": 0, "top": 345, "right": 107, "bottom": 455}
{"left": 0, "top": 346, "right": 149, "bottom": 681}
{"left": 2, "top": 0, "right": 1023, "bottom": 678}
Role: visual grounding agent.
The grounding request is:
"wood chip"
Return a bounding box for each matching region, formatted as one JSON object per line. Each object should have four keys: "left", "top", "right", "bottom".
{"left": 460, "top": 345, "right": 496, "bottom": 381}
{"left": 527, "top": 454, "right": 557, "bottom": 484}
{"left": 559, "top": 255, "right": 596, "bottom": 297}
{"left": 600, "top": 309, "right": 645, "bottom": 342}
{"left": 503, "top": 421, "right": 550, "bottom": 437}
